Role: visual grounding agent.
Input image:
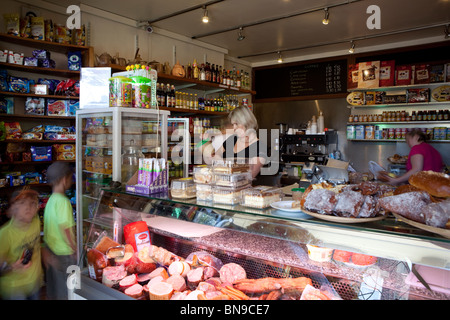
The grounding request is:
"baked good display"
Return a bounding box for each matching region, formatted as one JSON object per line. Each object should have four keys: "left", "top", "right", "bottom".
{"left": 378, "top": 191, "right": 431, "bottom": 224}
{"left": 193, "top": 165, "right": 213, "bottom": 184}
{"left": 196, "top": 183, "right": 213, "bottom": 201}
{"left": 387, "top": 154, "right": 408, "bottom": 164}
{"left": 214, "top": 172, "right": 252, "bottom": 188}
{"left": 301, "top": 181, "right": 394, "bottom": 219}
{"left": 408, "top": 171, "right": 450, "bottom": 198}
{"left": 212, "top": 185, "right": 251, "bottom": 205}
{"left": 170, "top": 177, "right": 196, "bottom": 199}
{"left": 212, "top": 158, "right": 250, "bottom": 174}
{"left": 241, "top": 186, "right": 282, "bottom": 209}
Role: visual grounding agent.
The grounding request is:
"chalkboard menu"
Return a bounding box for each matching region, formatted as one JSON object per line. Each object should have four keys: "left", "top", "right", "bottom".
{"left": 254, "top": 59, "right": 347, "bottom": 101}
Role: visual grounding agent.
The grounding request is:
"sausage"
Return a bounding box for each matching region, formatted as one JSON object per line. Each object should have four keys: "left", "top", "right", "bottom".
{"left": 148, "top": 267, "right": 169, "bottom": 280}
{"left": 119, "top": 274, "right": 137, "bottom": 291}
{"left": 187, "top": 267, "right": 204, "bottom": 289}
{"left": 102, "top": 265, "right": 127, "bottom": 288}
{"left": 219, "top": 263, "right": 247, "bottom": 284}
{"left": 197, "top": 281, "right": 216, "bottom": 293}
{"left": 166, "top": 274, "right": 186, "bottom": 292}
{"left": 124, "top": 283, "right": 143, "bottom": 299}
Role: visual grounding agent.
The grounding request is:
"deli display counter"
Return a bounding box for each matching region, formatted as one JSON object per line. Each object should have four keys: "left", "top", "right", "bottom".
{"left": 73, "top": 188, "right": 450, "bottom": 300}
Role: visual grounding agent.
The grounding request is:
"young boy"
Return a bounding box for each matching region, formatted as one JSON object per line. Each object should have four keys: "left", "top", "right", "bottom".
{"left": 0, "top": 189, "right": 43, "bottom": 300}
{"left": 42, "top": 162, "right": 76, "bottom": 300}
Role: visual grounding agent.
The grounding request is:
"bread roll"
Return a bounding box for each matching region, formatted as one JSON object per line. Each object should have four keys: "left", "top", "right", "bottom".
{"left": 409, "top": 171, "right": 450, "bottom": 198}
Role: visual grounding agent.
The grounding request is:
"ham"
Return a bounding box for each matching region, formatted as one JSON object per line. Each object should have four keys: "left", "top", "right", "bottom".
{"left": 135, "top": 247, "right": 157, "bottom": 274}
{"left": 185, "top": 290, "right": 205, "bottom": 300}
{"left": 114, "top": 246, "right": 137, "bottom": 274}
{"left": 119, "top": 274, "right": 137, "bottom": 291}
{"left": 148, "top": 281, "right": 174, "bottom": 300}
{"left": 187, "top": 267, "right": 204, "bottom": 289}
{"left": 166, "top": 274, "right": 186, "bottom": 292}
{"left": 148, "top": 267, "right": 169, "bottom": 280}
{"left": 168, "top": 261, "right": 190, "bottom": 277}
{"left": 136, "top": 273, "right": 152, "bottom": 285}
{"left": 170, "top": 290, "right": 190, "bottom": 300}
{"left": 203, "top": 266, "right": 218, "bottom": 279}
{"left": 197, "top": 281, "right": 216, "bottom": 293}
{"left": 124, "top": 283, "right": 143, "bottom": 299}
{"left": 219, "top": 263, "right": 247, "bottom": 284}
{"left": 102, "top": 265, "right": 127, "bottom": 288}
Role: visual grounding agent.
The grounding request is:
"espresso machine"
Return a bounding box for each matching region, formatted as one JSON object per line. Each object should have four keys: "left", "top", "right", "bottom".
{"left": 279, "top": 131, "right": 338, "bottom": 186}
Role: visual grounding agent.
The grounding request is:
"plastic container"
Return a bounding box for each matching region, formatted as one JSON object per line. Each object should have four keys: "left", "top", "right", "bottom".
{"left": 196, "top": 183, "right": 213, "bottom": 201}
{"left": 213, "top": 172, "right": 252, "bottom": 188}
{"left": 306, "top": 245, "right": 333, "bottom": 262}
{"left": 242, "top": 186, "right": 282, "bottom": 209}
{"left": 123, "top": 221, "right": 151, "bottom": 253}
{"left": 109, "top": 76, "right": 132, "bottom": 107}
{"left": 212, "top": 158, "right": 250, "bottom": 174}
{"left": 170, "top": 177, "right": 196, "bottom": 199}
{"left": 193, "top": 165, "right": 213, "bottom": 184}
{"left": 291, "top": 187, "right": 305, "bottom": 202}
{"left": 130, "top": 76, "right": 151, "bottom": 108}
{"left": 212, "top": 185, "right": 250, "bottom": 205}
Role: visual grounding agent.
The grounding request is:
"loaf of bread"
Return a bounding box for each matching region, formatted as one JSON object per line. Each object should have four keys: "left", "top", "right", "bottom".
{"left": 408, "top": 171, "right": 450, "bottom": 198}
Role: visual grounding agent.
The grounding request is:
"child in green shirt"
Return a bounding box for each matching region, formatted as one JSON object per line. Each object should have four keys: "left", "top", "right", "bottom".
{"left": 42, "top": 162, "right": 76, "bottom": 300}
{"left": 0, "top": 189, "right": 43, "bottom": 300}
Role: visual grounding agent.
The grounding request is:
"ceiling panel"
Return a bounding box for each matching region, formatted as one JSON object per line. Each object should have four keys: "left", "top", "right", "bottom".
{"left": 44, "top": 0, "right": 450, "bottom": 64}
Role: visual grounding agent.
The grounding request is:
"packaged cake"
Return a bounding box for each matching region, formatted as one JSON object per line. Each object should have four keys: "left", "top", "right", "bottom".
{"left": 196, "top": 183, "right": 213, "bottom": 202}
{"left": 212, "top": 185, "right": 250, "bottom": 205}
{"left": 213, "top": 172, "right": 252, "bottom": 188}
{"left": 242, "top": 186, "right": 282, "bottom": 209}
{"left": 170, "top": 177, "right": 196, "bottom": 199}
{"left": 212, "top": 158, "right": 250, "bottom": 174}
{"left": 193, "top": 165, "right": 213, "bottom": 184}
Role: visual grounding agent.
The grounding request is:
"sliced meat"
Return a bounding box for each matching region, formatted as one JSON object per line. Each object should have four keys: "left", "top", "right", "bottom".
{"left": 187, "top": 267, "right": 204, "bottom": 290}
{"left": 166, "top": 274, "right": 186, "bottom": 292}
{"left": 203, "top": 266, "right": 218, "bottom": 279}
{"left": 148, "top": 267, "right": 169, "bottom": 280}
{"left": 219, "top": 263, "right": 247, "bottom": 284}
{"left": 119, "top": 274, "right": 137, "bottom": 291}
{"left": 102, "top": 265, "right": 127, "bottom": 288}
{"left": 124, "top": 283, "right": 143, "bottom": 299}
{"left": 197, "top": 281, "right": 216, "bottom": 293}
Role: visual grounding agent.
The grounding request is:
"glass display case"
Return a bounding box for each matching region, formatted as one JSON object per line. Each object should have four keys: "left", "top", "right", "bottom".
{"left": 74, "top": 188, "right": 450, "bottom": 300}
{"left": 167, "top": 118, "right": 190, "bottom": 179}
{"left": 75, "top": 107, "right": 170, "bottom": 258}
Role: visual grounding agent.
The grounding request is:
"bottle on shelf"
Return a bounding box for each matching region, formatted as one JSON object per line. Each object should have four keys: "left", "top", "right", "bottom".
{"left": 186, "top": 63, "right": 192, "bottom": 79}
{"left": 193, "top": 59, "right": 199, "bottom": 80}
{"left": 236, "top": 70, "right": 241, "bottom": 88}
{"left": 318, "top": 111, "right": 324, "bottom": 133}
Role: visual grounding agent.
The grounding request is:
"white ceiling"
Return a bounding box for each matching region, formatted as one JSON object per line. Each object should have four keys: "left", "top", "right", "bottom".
{"left": 47, "top": 0, "right": 450, "bottom": 64}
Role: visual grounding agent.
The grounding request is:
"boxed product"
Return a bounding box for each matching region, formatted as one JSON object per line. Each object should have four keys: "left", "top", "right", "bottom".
{"left": 0, "top": 97, "right": 14, "bottom": 114}
{"left": 212, "top": 185, "right": 250, "bottom": 205}
{"left": 53, "top": 144, "right": 75, "bottom": 160}
{"left": 46, "top": 99, "right": 68, "bottom": 116}
{"left": 67, "top": 100, "right": 79, "bottom": 116}
{"left": 212, "top": 158, "right": 250, "bottom": 174}
{"left": 68, "top": 51, "right": 82, "bottom": 71}
{"left": 383, "top": 90, "right": 407, "bottom": 104}
{"left": 30, "top": 145, "right": 52, "bottom": 161}
{"left": 25, "top": 97, "right": 45, "bottom": 115}
{"left": 5, "top": 122, "right": 22, "bottom": 139}
{"left": 347, "top": 63, "right": 359, "bottom": 89}
{"left": 32, "top": 49, "right": 51, "bottom": 60}
{"left": 213, "top": 172, "right": 252, "bottom": 188}
{"left": 193, "top": 165, "right": 213, "bottom": 184}
{"left": 196, "top": 183, "right": 213, "bottom": 201}
{"left": 0, "top": 50, "right": 8, "bottom": 63}
{"left": 413, "top": 64, "right": 430, "bottom": 84}
{"left": 241, "top": 186, "right": 282, "bottom": 209}
{"left": 379, "top": 60, "right": 395, "bottom": 87}
{"left": 395, "top": 65, "right": 412, "bottom": 85}
{"left": 170, "top": 177, "right": 196, "bottom": 199}
{"left": 30, "top": 84, "right": 48, "bottom": 95}
{"left": 358, "top": 61, "right": 380, "bottom": 88}
{"left": 355, "top": 125, "right": 365, "bottom": 140}
{"left": 407, "top": 88, "right": 430, "bottom": 103}
{"left": 429, "top": 64, "right": 445, "bottom": 83}
{"left": 363, "top": 91, "right": 376, "bottom": 105}
{"left": 8, "top": 76, "right": 29, "bottom": 93}
{"left": 8, "top": 51, "right": 24, "bottom": 65}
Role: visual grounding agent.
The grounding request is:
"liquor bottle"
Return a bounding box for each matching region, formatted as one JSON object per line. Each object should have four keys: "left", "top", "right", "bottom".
{"left": 226, "top": 70, "right": 231, "bottom": 86}
{"left": 186, "top": 63, "right": 192, "bottom": 79}
{"left": 217, "top": 66, "right": 222, "bottom": 84}
{"left": 236, "top": 70, "right": 241, "bottom": 88}
{"left": 222, "top": 68, "right": 228, "bottom": 85}
{"left": 205, "top": 62, "right": 211, "bottom": 82}
{"left": 212, "top": 64, "right": 216, "bottom": 83}
{"left": 165, "top": 84, "right": 171, "bottom": 107}
{"left": 200, "top": 64, "right": 206, "bottom": 81}
{"left": 170, "top": 85, "right": 176, "bottom": 107}
{"left": 193, "top": 59, "right": 199, "bottom": 79}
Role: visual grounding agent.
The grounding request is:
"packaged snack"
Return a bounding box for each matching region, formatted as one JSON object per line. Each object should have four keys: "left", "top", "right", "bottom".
{"left": 212, "top": 185, "right": 250, "bottom": 205}
{"left": 358, "top": 61, "right": 380, "bottom": 89}
{"left": 196, "top": 183, "right": 213, "bottom": 201}
{"left": 25, "top": 97, "right": 45, "bottom": 115}
{"left": 24, "top": 57, "right": 38, "bottom": 66}
{"left": 395, "top": 65, "right": 412, "bottom": 86}
{"left": 347, "top": 63, "right": 359, "bottom": 89}
{"left": 379, "top": 60, "right": 395, "bottom": 87}
{"left": 32, "top": 49, "right": 51, "bottom": 60}
{"left": 414, "top": 64, "right": 430, "bottom": 84}
{"left": 30, "top": 145, "right": 52, "bottom": 161}
{"left": 19, "top": 17, "right": 31, "bottom": 38}
{"left": 54, "top": 24, "right": 70, "bottom": 44}
{"left": 67, "top": 100, "right": 79, "bottom": 116}
{"left": 4, "top": 13, "right": 20, "bottom": 36}
{"left": 429, "top": 64, "right": 445, "bottom": 83}
{"left": 241, "top": 186, "right": 282, "bottom": 209}
{"left": 46, "top": 99, "right": 67, "bottom": 116}
{"left": 212, "top": 158, "right": 250, "bottom": 174}
{"left": 4, "top": 122, "right": 22, "bottom": 139}
{"left": 53, "top": 144, "right": 75, "bottom": 160}
{"left": 8, "top": 51, "right": 24, "bottom": 65}
{"left": 71, "top": 25, "right": 86, "bottom": 46}
{"left": 0, "top": 50, "right": 8, "bottom": 63}
{"left": 22, "top": 132, "right": 43, "bottom": 140}
{"left": 0, "top": 70, "right": 8, "bottom": 91}
{"left": 44, "top": 19, "right": 54, "bottom": 42}
{"left": 170, "top": 178, "right": 196, "bottom": 199}
{"left": 68, "top": 51, "right": 82, "bottom": 71}
{"left": 8, "top": 77, "right": 29, "bottom": 93}
{"left": 30, "top": 16, "right": 45, "bottom": 40}
{"left": 407, "top": 88, "right": 430, "bottom": 103}
{"left": 38, "top": 58, "right": 55, "bottom": 68}
{"left": 37, "top": 78, "right": 58, "bottom": 94}
{"left": 0, "top": 97, "right": 14, "bottom": 114}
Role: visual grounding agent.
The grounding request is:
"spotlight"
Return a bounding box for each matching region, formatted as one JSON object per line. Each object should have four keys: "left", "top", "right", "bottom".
{"left": 202, "top": 6, "right": 209, "bottom": 23}
{"left": 348, "top": 41, "right": 355, "bottom": 53}
{"left": 322, "top": 8, "right": 329, "bottom": 25}
{"left": 277, "top": 51, "right": 283, "bottom": 63}
{"left": 237, "top": 27, "right": 245, "bottom": 41}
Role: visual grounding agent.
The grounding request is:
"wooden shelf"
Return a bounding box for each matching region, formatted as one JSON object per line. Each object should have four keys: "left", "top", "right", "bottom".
{"left": 0, "top": 91, "right": 78, "bottom": 100}
{"left": 108, "top": 64, "right": 256, "bottom": 95}
{"left": 1, "top": 139, "right": 75, "bottom": 144}
{"left": 348, "top": 101, "right": 450, "bottom": 108}
{"left": 159, "top": 106, "right": 228, "bottom": 116}
{"left": 0, "top": 113, "right": 75, "bottom": 120}
{"left": 0, "top": 33, "right": 91, "bottom": 53}
{"left": 348, "top": 82, "right": 450, "bottom": 92}
{"left": 347, "top": 121, "right": 450, "bottom": 125}
{"left": 0, "top": 62, "right": 80, "bottom": 78}
{"left": 0, "top": 160, "right": 75, "bottom": 165}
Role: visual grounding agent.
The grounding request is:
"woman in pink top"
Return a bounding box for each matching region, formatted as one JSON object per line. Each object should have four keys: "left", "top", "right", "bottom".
{"left": 378, "top": 129, "right": 444, "bottom": 185}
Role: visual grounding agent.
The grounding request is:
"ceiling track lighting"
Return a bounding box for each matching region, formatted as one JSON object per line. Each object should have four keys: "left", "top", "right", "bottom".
{"left": 348, "top": 41, "right": 355, "bottom": 53}
{"left": 322, "top": 8, "right": 329, "bottom": 25}
{"left": 237, "top": 27, "right": 245, "bottom": 41}
{"left": 202, "top": 6, "right": 209, "bottom": 23}
{"left": 277, "top": 51, "right": 283, "bottom": 63}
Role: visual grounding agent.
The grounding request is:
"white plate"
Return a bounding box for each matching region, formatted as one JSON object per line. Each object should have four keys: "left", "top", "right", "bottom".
{"left": 270, "top": 200, "right": 302, "bottom": 212}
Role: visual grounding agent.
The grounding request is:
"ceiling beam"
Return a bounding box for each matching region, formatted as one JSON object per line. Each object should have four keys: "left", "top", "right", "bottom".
{"left": 191, "top": 0, "right": 363, "bottom": 39}
{"left": 145, "top": 0, "right": 225, "bottom": 24}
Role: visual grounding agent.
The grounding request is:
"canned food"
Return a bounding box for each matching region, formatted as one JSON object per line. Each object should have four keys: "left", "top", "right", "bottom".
{"left": 365, "top": 125, "right": 375, "bottom": 139}
{"left": 388, "top": 128, "right": 395, "bottom": 139}
{"left": 395, "top": 128, "right": 402, "bottom": 140}
{"left": 355, "top": 125, "right": 365, "bottom": 140}
{"left": 401, "top": 128, "right": 407, "bottom": 139}
{"left": 434, "top": 127, "right": 441, "bottom": 140}
{"left": 439, "top": 127, "right": 447, "bottom": 140}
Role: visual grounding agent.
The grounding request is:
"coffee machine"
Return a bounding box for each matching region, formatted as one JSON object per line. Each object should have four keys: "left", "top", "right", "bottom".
{"left": 279, "top": 131, "right": 338, "bottom": 185}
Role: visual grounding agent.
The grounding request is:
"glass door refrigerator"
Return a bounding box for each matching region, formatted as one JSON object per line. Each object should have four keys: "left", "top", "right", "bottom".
{"left": 75, "top": 107, "right": 170, "bottom": 258}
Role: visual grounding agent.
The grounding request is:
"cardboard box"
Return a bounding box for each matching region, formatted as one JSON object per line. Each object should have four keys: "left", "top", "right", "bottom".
{"left": 358, "top": 61, "right": 380, "bottom": 88}
{"left": 414, "top": 64, "right": 430, "bottom": 84}
{"left": 379, "top": 60, "right": 395, "bottom": 87}
{"left": 46, "top": 99, "right": 68, "bottom": 116}
{"left": 395, "top": 65, "right": 412, "bottom": 86}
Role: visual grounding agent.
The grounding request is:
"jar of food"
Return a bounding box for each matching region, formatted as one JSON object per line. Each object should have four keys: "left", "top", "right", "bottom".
{"left": 292, "top": 187, "right": 305, "bottom": 202}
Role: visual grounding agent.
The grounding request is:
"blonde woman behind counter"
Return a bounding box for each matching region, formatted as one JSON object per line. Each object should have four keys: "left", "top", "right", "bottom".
{"left": 202, "top": 106, "right": 268, "bottom": 178}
